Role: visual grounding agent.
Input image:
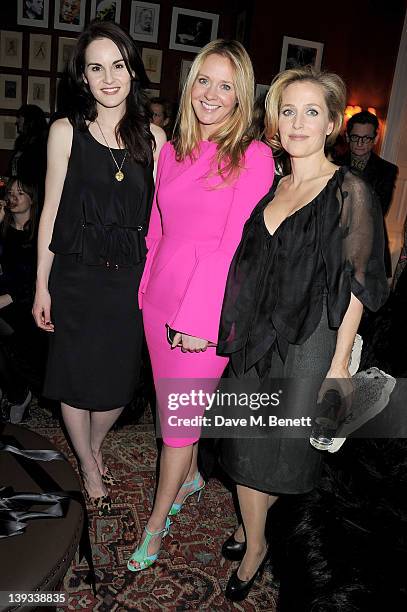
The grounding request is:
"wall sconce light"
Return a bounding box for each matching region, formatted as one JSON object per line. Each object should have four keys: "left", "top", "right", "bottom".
{"left": 345, "top": 105, "right": 377, "bottom": 119}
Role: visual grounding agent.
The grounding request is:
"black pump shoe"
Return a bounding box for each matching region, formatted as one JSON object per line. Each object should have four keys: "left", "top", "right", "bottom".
{"left": 225, "top": 549, "right": 269, "bottom": 602}
{"left": 221, "top": 532, "right": 247, "bottom": 561}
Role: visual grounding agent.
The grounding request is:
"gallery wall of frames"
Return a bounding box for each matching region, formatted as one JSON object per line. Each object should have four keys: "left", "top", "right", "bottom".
{"left": 0, "top": 0, "right": 405, "bottom": 168}
{"left": 0, "top": 0, "right": 237, "bottom": 165}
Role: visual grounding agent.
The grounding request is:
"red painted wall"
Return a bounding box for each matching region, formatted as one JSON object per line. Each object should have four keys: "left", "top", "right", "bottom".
{"left": 249, "top": 0, "right": 405, "bottom": 115}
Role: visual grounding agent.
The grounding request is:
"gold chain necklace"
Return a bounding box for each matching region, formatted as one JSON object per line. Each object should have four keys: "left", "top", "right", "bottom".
{"left": 95, "top": 119, "right": 127, "bottom": 182}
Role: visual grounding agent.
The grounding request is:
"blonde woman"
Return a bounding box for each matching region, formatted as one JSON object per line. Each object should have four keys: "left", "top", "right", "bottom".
{"left": 128, "top": 39, "right": 274, "bottom": 571}
{"left": 217, "top": 68, "right": 389, "bottom": 601}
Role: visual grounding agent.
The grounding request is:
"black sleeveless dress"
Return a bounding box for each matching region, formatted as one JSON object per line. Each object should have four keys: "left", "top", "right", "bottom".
{"left": 43, "top": 127, "right": 153, "bottom": 410}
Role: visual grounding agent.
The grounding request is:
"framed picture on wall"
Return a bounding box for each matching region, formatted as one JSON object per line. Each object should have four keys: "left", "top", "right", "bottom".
{"left": 144, "top": 88, "right": 160, "bottom": 99}
{"left": 54, "top": 0, "right": 86, "bottom": 32}
{"left": 57, "top": 37, "right": 77, "bottom": 72}
{"left": 29, "top": 34, "right": 52, "bottom": 71}
{"left": 0, "top": 75, "right": 22, "bottom": 110}
{"left": 235, "top": 10, "right": 247, "bottom": 44}
{"left": 0, "top": 116, "right": 18, "bottom": 150}
{"left": 27, "top": 75, "right": 50, "bottom": 112}
{"left": 169, "top": 8, "right": 219, "bottom": 54}
{"left": 280, "top": 36, "right": 324, "bottom": 71}
{"left": 256, "top": 83, "right": 269, "bottom": 99}
{"left": 130, "top": 1, "right": 160, "bottom": 43}
{"left": 17, "top": 0, "right": 49, "bottom": 28}
{"left": 90, "top": 0, "right": 122, "bottom": 23}
{"left": 0, "top": 32, "right": 23, "bottom": 69}
{"left": 142, "top": 48, "right": 162, "bottom": 84}
{"left": 179, "top": 58, "right": 193, "bottom": 94}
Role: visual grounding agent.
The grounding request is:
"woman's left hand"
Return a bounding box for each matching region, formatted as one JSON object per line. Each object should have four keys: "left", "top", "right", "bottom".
{"left": 172, "top": 332, "right": 209, "bottom": 352}
{"left": 318, "top": 364, "right": 354, "bottom": 417}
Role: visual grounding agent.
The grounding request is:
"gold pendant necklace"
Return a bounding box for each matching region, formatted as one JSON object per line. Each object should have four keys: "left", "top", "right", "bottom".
{"left": 95, "top": 119, "right": 127, "bottom": 182}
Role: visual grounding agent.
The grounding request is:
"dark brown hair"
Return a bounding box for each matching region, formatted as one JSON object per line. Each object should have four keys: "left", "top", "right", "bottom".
{"left": 2, "top": 177, "right": 38, "bottom": 241}
{"left": 68, "top": 21, "right": 154, "bottom": 165}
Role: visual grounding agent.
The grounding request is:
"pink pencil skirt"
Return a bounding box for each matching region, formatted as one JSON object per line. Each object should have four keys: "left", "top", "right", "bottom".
{"left": 142, "top": 296, "right": 228, "bottom": 447}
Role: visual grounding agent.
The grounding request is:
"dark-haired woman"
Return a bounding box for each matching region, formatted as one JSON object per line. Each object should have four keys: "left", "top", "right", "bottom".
{"left": 32, "top": 21, "right": 165, "bottom": 513}
{"left": 0, "top": 177, "right": 45, "bottom": 422}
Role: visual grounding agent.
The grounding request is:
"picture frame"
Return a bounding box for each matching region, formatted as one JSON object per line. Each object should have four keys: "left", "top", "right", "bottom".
{"left": 54, "top": 74, "right": 71, "bottom": 112}
{"left": 0, "top": 74, "right": 22, "bottom": 110}
{"left": 17, "top": 0, "right": 49, "bottom": 28}
{"left": 57, "top": 37, "right": 77, "bottom": 72}
{"left": 279, "top": 36, "right": 324, "bottom": 71}
{"left": 90, "top": 0, "right": 122, "bottom": 23}
{"left": 255, "top": 83, "right": 269, "bottom": 100}
{"left": 0, "top": 115, "right": 18, "bottom": 150}
{"left": 179, "top": 58, "right": 193, "bottom": 94}
{"left": 55, "top": 76, "right": 61, "bottom": 103}
{"left": 54, "top": 0, "right": 86, "bottom": 32}
{"left": 27, "top": 75, "right": 50, "bottom": 112}
{"left": 142, "top": 48, "right": 162, "bottom": 84}
{"left": 0, "top": 31, "right": 23, "bottom": 69}
{"left": 29, "top": 33, "right": 52, "bottom": 71}
{"left": 235, "top": 10, "right": 247, "bottom": 45}
{"left": 130, "top": 1, "right": 160, "bottom": 44}
{"left": 144, "top": 88, "right": 160, "bottom": 99}
{"left": 169, "top": 8, "right": 219, "bottom": 54}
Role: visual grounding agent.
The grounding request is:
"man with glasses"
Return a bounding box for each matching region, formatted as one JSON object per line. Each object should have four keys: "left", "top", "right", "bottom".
{"left": 340, "top": 111, "right": 398, "bottom": 277}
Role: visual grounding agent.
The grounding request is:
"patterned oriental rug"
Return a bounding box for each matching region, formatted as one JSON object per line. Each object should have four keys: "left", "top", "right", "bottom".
{"left": 23, "top": 403, "right": 279, "bottom": 611}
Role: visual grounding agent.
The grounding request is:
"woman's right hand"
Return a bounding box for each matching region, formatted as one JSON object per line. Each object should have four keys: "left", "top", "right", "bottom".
{"left": 172, "top": 332, "right": 209, "bottom": 352}
{"left": 32, "top": 287, "right": 54, "bottom": 332}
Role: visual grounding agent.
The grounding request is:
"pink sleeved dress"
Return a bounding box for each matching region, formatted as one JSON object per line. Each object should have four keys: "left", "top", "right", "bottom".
{"left": 139, "top": 139, "right": 274, "bottom": 446}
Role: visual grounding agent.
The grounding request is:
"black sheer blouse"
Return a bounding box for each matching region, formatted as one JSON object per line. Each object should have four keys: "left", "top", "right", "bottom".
{"left": 217, "top": 167, "right": 389, "bottom": 376}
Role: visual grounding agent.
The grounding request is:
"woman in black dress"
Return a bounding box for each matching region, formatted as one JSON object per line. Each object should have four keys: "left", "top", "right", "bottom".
{"left": 216, "top": 68, "right": 389, "bottom": 600}
{"left": 32, "top": 22, "right": 165, "bottom": 513}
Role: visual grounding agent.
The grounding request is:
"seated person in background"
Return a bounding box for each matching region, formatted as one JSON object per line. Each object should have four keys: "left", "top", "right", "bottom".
{"left": 336, "top": 110, "right": 398, "bottom": 277}
{"left": 0, "top": 177, "right": 46, "bottom": 423}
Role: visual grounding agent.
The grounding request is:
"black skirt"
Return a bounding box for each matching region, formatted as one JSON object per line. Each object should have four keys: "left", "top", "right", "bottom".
{"left": 219, "top": 304, "right": 337, "bottom": 495}
{"left": 43, "top": 254, "right": 144, "bottom": 411}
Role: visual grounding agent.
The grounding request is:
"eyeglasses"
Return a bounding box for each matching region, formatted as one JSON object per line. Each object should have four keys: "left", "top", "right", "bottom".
{"left": 349, "top": 135, "right": 375, "bottom": 144}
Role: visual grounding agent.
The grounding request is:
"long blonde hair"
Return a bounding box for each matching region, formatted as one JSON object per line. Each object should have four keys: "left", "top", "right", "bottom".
{"left": 174, "top": 39, "right": 255, "bottom": 180}
{"left": 265, "top": 67, "right": 346, "bottom": 153}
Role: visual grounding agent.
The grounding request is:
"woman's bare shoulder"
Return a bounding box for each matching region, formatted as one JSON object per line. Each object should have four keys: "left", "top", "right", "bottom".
{"left": 47, "top": 118, "right": 73, "bottom": 160}
{"left": 49, "top": 117, "right": 73, "bottom": 137}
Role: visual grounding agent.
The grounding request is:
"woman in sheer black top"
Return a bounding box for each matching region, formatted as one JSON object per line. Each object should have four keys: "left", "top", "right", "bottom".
{"left": 216, "top": 68, "right": 389, "bottom": 601}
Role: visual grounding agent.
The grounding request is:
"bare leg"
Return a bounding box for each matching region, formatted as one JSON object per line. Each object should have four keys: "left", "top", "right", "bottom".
{"left": 172, "top": 442, "right": 204, "bottom": 506}
{"left": 61, "top": 403, "right": 107, "bottom": 498}
{"left": 236, "top": 485, "right": 278, "bottom": 581}
{"left": 232, "top": 493, "right": 276, "bottom": 544}
{"left": 187, "top": 442, "right": 199, "bottom": 479}
{"left": 90, "top": 407, "right": 124, "bottom": 475}
{"left": 129, "top": 443, "right": 194, "bottom": 569}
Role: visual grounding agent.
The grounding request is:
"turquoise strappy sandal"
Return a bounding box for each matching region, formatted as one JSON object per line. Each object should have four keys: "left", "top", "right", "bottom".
{"left": 127, "top": 517, "right": 172, "bottom": 572}
{"left": 169, "top": 472, "right": 205, "bottom": 516}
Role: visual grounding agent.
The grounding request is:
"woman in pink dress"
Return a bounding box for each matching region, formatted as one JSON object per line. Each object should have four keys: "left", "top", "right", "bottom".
{"left": 128, "top": 39, "right": 274, "bottom": 571}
